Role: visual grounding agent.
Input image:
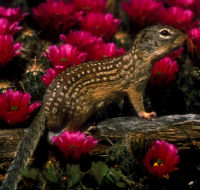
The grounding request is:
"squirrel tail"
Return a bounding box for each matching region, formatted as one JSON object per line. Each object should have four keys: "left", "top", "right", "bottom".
{"left": 0, "top": 111, "right": 46, "bottom": 190}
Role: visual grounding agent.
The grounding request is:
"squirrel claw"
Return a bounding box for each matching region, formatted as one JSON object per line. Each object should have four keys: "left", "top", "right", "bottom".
{"left": 139, "top": 111, "right": 156, "bottom": 120}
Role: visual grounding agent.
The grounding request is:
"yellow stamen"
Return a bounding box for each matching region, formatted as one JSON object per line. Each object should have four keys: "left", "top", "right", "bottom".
{"left": 153, "top": 159, "right": 163, "bottom": 167}
{"left": 153, "top": 162, "right": 163, "bottom": 167}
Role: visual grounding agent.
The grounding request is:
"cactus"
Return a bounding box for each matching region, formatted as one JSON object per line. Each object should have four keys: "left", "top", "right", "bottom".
{"left": 0, "top": 81, "right": 14, "bottom": 94}
{"left": 21, "top": 61, "right": 46, "bottom": 100}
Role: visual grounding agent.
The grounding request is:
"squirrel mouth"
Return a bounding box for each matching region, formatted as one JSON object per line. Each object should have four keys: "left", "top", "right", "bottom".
{"left": 174, "top": 34, "right": 195, "bottom": 56}
{"left": 173, "top": 33, "right": 187, "bottom": 47}
{"left": 174, "top": 33, "right": 194, "bottom": 53}
{"left": 167, "top": 34, "right": 190, "bottom": 57}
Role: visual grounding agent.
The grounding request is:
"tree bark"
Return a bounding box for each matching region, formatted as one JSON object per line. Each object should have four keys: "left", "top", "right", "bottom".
{"left": 0, "top": 114, "right": 200, "bottom": 159}
{"left": 0, "top": 128, "right": 26, "bottom": 159}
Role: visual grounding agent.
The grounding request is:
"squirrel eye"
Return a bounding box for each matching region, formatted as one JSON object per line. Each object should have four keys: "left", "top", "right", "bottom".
{"left": 160, "top": 30, "right": 171, "bottom": 36}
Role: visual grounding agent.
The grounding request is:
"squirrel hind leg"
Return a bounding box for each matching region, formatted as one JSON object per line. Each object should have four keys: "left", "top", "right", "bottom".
{"left": 46, "top": 114, "right": 65, "bottom": 132}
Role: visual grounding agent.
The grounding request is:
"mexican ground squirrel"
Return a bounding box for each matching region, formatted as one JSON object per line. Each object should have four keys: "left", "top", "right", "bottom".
{"left": 0, "top": 25, "right": 187, "bottom": 190}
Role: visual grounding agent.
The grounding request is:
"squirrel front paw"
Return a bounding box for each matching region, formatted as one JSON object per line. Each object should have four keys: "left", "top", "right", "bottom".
{"left": 139, "top": 111, "right": 156, "bottom": 120}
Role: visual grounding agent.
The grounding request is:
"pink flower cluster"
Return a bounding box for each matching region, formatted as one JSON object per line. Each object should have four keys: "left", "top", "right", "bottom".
{"left": 0, "top": 35, "right": 22, "bottom": 66}
{"left": 79, "top": 12, "right": 120, "bottom": 40}
{"left": 0, "top": 89, "right": 41, "bottom": 124}
{"left": 159, "top": 6, "right": 194, "bottom": 31}
{"left": 143, "top": 140, "right": 179, "bottom": 178}
{"left": 0, "top": 6, "right": 26, "bottom": 66}
{"left": 0, "top": 18, "right": 22, "bottom": 35}
{"left": 122, "top": 0, "right": 198, "bottom": 31}
{"left": 59, "top": 31, "right": 102, "bottom": 51}
{"left": 40, "top": 0, "right": 125, "bottom": 86}
{"left": 43, "top": 44, "right": 87, "bottom": 71}
{"left": 32, "top": 0, "right": 82, "bottom": 33}
{"left": 60, "top": 31, "right": 125, "bottom": 61}
{"left": 51, "top": 130, "right": 98, "bottom": 160}
{"left": 122, "top": 0, "right": 162, "bottom": 26}
{"left": 0, "top": 6, "right": 28, "bottom": 23}
{"left": 32, "top": 0, "right": 119, "bottom": 40}
{"left": 166, "top": 0, "right": 200, "bottom": 16}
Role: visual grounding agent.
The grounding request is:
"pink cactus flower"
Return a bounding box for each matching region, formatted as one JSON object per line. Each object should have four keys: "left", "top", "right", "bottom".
{"left": 150, "top": 48, "right": 183, "bottom": 86}
{"left": 43, "top": 44, "right": 87, "bottom": 71}
{"left": 0, "top": 35, "right": 23, "bottom": 66}
{"left": 0, "top": 18, "right": 22, "bottom": 35}
{"left": 158, "top": 6, "right": 194, "bottom": 31}
{"left": 42, "top": 68, "right": 61, "bottom": 87}
{"left": 150, "top": 57, "right": 179, "bottom": 86}
{"left": 122, "top": 0, "right": 163, "bottom": 26}
{"left": 86, "top": 41, "right": 125, "bottom": 61}
{"left": 166, "top": 0, "right": 195, "bottom": 8}
{"left": 0, "top": 89, "right": 41, "bottom": 124}
{"left": 80, "top": 12, "right": 120, "bottom": 40}
{"left": 187, "top": 27, "right": 200, "bottom": 53}
{"left": 72, "top": 0, "right": 107, "bottom": 12}
{"left": 51, "top": 130, "right": 98, "bottom": 160}
{"left": 32, "top": 0, "right": 82, "bottom": 32}
{"left": 0, "top": 6, "right": 28, "bottom": 23}
{"left": 143, "top": 140, "right": 179, "bottom": 178}
{"left": 60, "top": 30, "right": 102, "bottom": 52}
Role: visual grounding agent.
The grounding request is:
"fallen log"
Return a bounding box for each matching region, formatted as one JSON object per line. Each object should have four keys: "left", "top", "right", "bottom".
{"left": 91, "top": 114, "right": 200, "bottom": 155}
{"left": 0, "top": 114, "right": 200, "bottom": 160}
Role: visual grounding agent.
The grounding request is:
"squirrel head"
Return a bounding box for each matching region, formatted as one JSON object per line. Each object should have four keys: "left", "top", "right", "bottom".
{"left": 133, "top": 25, "right": 187, "bottom": 64}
